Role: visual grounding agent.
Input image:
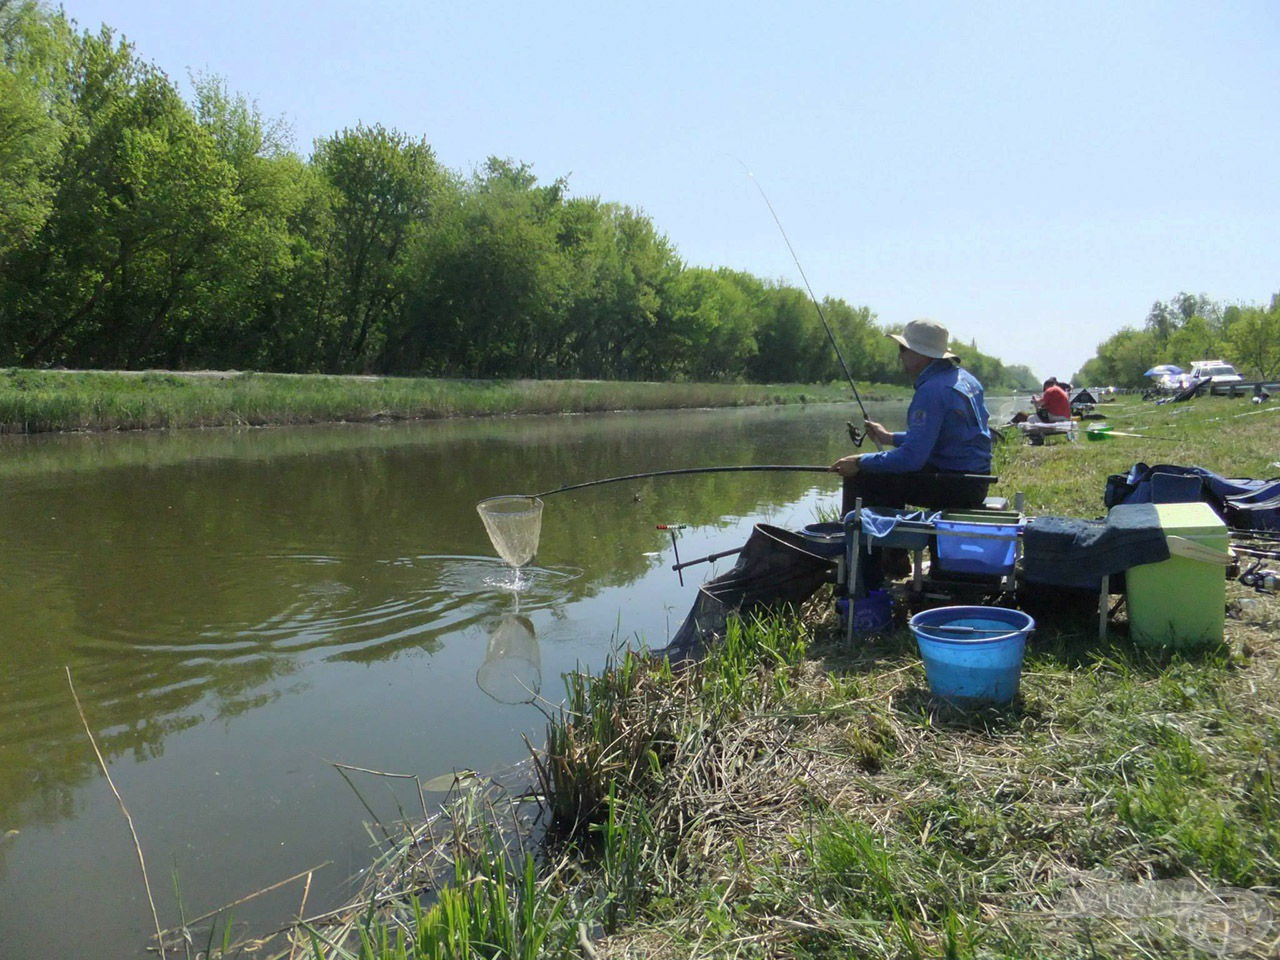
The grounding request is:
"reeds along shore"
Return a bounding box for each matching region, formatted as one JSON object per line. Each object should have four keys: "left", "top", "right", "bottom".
{"left": 190, "top": 394, "right": 1280, "bottom": 959}
{"left": 0, "top": 370, "right": 866, "bottom": 434}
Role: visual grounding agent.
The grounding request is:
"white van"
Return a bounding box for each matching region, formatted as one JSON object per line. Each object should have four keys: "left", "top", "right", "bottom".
{"left": 1188, "top": 360, "right": 1243, "bottom": 384}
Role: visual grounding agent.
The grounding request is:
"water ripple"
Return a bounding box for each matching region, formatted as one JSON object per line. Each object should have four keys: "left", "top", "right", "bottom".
{"left": 195, "top": 554, "right": 582, "bottom": 662}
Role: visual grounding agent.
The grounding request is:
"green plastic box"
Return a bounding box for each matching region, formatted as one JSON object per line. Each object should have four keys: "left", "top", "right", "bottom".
{"left": 1125, "top": 502, "right": 1228, "bottom": 649}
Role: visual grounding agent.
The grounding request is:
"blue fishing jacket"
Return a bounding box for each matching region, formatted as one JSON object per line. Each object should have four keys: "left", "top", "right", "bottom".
{"left": 859, "top": 360, "right": 992, "bottom": 474}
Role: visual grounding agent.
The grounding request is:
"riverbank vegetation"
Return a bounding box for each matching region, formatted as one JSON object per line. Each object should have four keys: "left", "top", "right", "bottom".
{"left": 202, "top": 393, "right": 1279, "bottom": 959}
{"left": 0, "top": 368, "right": 874, "bottom": 434}
{"left": 1, "top": 2, "right": 1036, "bottom": 392}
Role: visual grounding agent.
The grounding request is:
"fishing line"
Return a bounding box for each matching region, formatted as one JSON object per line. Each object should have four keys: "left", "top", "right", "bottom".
{"left": 735, "top": 158, "right": 881, "bottom": 450}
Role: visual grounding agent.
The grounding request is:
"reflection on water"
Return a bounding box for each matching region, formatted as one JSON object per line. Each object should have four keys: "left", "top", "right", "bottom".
{"left": 0, "top": 401, "right": 928, "bottom": 960}
{"left": 476, "top": 614, "right": 542, "bottom": 704}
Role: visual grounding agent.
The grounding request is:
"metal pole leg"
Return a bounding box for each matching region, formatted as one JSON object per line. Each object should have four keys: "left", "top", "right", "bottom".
{"left": 1098, "top": 574, "right": 1109, "bottom": 640}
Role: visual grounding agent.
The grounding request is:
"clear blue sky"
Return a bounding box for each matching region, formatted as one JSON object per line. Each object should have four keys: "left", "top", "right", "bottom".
{"left": 58, "top": 0, "right": 1279, "bottom": 381}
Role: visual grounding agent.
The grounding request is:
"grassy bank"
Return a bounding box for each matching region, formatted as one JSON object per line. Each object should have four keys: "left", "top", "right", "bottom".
{"left": 189, "top": 395, "right": 1280, "bottom": 960}
{"left": 0, "top": 369, "right": 870, "bottom": 434}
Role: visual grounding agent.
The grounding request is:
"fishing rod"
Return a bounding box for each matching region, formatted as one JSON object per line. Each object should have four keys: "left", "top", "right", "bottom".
{"left": 1234, "top": 545, "right": 1280, "bottom": 560}
{"left": 524, "top": 464, "right": 996, "bottom": 500}
{"left": 1231, "top": 530, "right": 1280, "bottom": 544}
{"left": 738, "top": 160, "right": 879, "bottom": 449}
{"left": 527, "top": 465, "right": 831, "bottom": 499}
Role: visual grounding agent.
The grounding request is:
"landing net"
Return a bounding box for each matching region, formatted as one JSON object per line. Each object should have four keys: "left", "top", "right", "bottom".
{"left": 476, "top": 496, "right": 544, "bottom": 569}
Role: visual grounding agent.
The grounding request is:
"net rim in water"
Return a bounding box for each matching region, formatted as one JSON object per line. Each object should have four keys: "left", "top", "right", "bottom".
{"left": 476, "top": 495, "right": 545, "bottom": 518}
{"left": 477, "top": 495, "right": 545, "bottom": 569}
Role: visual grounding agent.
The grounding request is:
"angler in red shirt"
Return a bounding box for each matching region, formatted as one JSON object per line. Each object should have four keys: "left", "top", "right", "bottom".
{"left": 1033, "top": 378, "right": 1071, "bottom": 422}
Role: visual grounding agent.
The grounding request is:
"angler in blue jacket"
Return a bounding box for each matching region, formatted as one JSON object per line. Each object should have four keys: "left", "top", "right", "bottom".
{"left": 831, "top": 319, "right": 992, "bottom": 517}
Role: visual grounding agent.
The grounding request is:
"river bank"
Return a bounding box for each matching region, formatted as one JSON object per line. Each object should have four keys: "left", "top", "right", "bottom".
{"left": 0, "top": 369, "right": 891, "bottom": 434}
{"left": 199, "top": 393, "right": 1279, "bottom": 960}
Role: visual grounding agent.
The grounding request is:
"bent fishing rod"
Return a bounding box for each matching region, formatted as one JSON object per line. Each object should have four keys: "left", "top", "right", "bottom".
{"left": 527, "top": 465, "right": 827, "bottom": 499}
{"left": 518, "top": 464, "right": 996, "bottom": 500}
{"left": 738, "top": 160, "right": 880, "bottom": 450}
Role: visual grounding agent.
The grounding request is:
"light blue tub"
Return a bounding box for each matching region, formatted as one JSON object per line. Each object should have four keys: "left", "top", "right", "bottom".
{"left": 908, "top": 606, "right": 1034, "bottom": 703}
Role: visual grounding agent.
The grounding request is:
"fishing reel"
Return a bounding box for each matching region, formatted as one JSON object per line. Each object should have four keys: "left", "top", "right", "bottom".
{"left": 1240, "top": 559, "right": 1278, "bottom": 593}
{"left": 845, "top": 421, "right": 866, "bottom": 448}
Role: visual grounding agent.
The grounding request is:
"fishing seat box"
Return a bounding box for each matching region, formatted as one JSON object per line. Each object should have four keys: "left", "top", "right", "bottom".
{"left": 1125, "top": 501, "right": 1227, "bottom": 649}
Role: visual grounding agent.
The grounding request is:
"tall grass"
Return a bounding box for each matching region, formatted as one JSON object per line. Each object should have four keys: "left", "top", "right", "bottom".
{"left": 0, "top": 369, "right": 859, "bottom": 433}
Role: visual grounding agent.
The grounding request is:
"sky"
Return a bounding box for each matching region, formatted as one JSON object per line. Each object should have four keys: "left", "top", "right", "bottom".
{"left": 55, "top": 0, "right": 1280, "bottom": 381}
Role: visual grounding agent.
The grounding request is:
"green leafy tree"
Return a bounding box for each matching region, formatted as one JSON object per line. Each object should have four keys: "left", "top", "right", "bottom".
{"left": 1081, "top": 293, "right": 1273, "bottom": 388}
{"left": 747, "top": 284, "right": 823, "bottom": 383}
{"left": 1165, "top": 314, "right": 1221, "bottom": 367}
{"left": 815, "top": 297, "right": 879, "bottom": 386}
{"left": 394, "top": 158, "right": 569, "bottom": 377}
{"left": 3, "top": 21, "right": 242, "bottom": 367}
{"left": 1003, "top": 363, "right": 1041, "bottom": 391}
{"left": 312, "top": 123, "right": 444, "bottom": 372}
{"left": 1087, "top": 327, "right": 1163, "bottom": 387}
{"left": 0, "top": 0, "right": 64, "bottom": 259}
{"left": 187, "top": 74, "right": 326, "bottom": 370}
{"left": 551, "top": 195, "right": 625, "bottom": 378}
{"left": 665, "top": 267, "right": 756, "bottom": 380}
{"left": 566, "top": 204, "right": 679, "bottom": 380}
{"left": 1143, "top": 292, "right": 1221, "bottom": 349}
{"left": 7, "top": 2, "right": 1185, "bottom": 386}
{"left": 1075, "top": 355, "right": 1108, "bottom": 388}
{"left": 1225, "top": 297, "right": 1280, "bottom": 381}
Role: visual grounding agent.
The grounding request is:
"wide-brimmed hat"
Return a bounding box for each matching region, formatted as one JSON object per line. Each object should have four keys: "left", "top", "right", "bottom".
{"left": 887, "top": 319, "right": 956, "bottom": 360}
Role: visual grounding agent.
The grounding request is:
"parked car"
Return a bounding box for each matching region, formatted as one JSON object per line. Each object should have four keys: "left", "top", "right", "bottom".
{"left": 1188, "top": 360, "right": 1243, "bottom": 384}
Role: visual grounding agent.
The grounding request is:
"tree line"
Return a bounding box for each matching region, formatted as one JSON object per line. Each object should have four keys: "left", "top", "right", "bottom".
{"left": 1077, "top": 292, "right": 1280, "bottom": 388}
{"left": 0, "top": 2, "right": 1037, "bottom": 389}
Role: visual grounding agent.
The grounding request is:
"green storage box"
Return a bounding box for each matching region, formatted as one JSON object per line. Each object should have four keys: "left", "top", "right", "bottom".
{"left": 1126, "top": 502, "right": 1229, "bottom": 649}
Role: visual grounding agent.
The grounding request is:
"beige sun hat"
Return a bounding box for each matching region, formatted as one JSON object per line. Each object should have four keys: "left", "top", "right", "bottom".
{"left": 887, "top": 318, "right": 957, "bottom": 360}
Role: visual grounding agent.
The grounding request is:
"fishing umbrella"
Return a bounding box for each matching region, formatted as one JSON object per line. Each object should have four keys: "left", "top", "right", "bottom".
{"left": 1144, "top": 364, "right": 1183, "bottom": 377}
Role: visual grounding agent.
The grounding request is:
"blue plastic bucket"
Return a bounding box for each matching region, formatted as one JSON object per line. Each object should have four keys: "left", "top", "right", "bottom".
{"left": 908, "top": 606, "right": 1034, "bottom": 703}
